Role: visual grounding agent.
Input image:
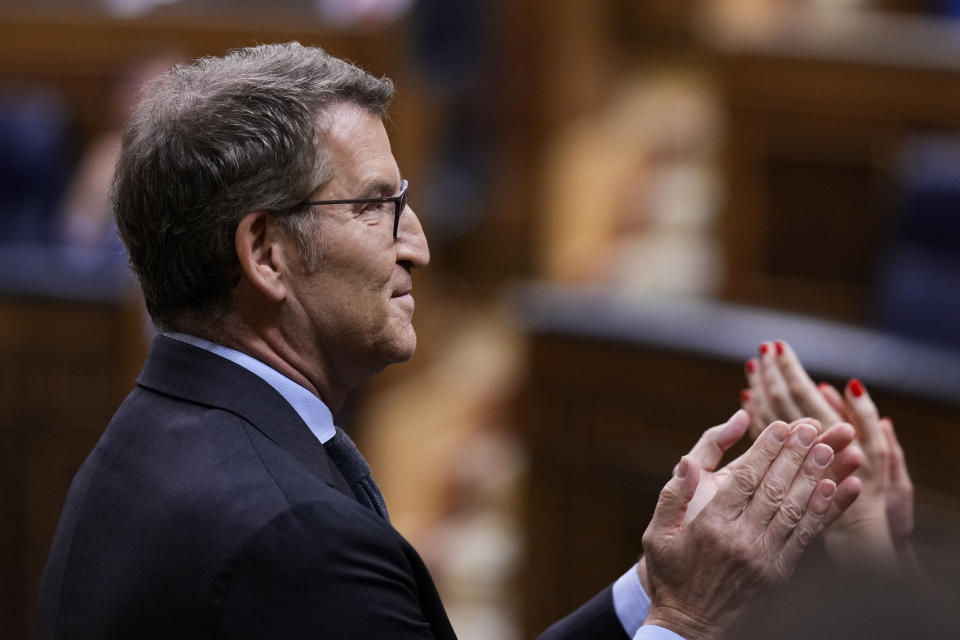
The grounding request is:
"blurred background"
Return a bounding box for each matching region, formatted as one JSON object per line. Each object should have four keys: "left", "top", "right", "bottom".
{"left": 3, "top": 0, "right": 960, "bottom": 638}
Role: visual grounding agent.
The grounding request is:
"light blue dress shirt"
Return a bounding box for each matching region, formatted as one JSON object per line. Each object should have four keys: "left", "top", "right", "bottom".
{"left": 634, "top": 626, "right": 686, "bottom": 640}
{"left": 613, "top": 564, "right": 686, "bottom": 639}
{"left": 165, "top": 332, "right": 336, "bottom": 444}
{"left": 165, "top": 332, "right": 681, "bottom": 639}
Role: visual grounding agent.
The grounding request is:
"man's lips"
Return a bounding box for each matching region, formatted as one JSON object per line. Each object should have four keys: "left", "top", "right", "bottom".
{"left": 391, "top": 291, "right": 415, "bottom": 312}
{"left": 391, "top": 282, "right": 412, "bottom": 297}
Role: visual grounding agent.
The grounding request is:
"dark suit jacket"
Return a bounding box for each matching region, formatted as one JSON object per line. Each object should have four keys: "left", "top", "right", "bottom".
{"left": 37, "top": 336, "right": 627, "bottom": 639}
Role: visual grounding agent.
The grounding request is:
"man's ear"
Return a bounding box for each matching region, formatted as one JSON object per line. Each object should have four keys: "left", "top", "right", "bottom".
{"left": 235, "top": 211, "right": 291, "bottom": 303}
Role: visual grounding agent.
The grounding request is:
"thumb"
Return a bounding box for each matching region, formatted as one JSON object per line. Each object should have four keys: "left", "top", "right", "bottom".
{"left": 685, "top": 409, "right": 750, "bottom": 472}
{"left": 646, "top": 456, "right": 701, "bottom": 538}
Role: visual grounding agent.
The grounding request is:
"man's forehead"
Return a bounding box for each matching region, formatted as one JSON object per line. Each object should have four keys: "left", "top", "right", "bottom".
{"left": 315, "top": 102, "right": 398, "bottom": 196}
{"left": 320, "top": 102, "right": 390, "bottom": 148}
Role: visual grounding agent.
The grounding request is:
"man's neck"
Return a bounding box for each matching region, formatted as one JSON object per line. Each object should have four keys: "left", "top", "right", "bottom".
{"left": 178, "top": 315, "right": 349, "bottom": 414}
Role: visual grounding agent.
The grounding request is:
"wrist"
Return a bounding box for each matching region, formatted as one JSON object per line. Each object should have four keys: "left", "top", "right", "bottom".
{"left": 645, "top": 604, "right": 722, "bottom": 640}
{"left": 828, "top": 502, "right": 888, "bottom": 538}
{"left": 825, "top": 520, "right": 897, "bottom": 566}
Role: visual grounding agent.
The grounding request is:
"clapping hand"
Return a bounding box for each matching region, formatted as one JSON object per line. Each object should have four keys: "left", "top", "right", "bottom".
{"left": 638, "top": 411, "right": 861, "bottom": 638}
{"left": 741, "top": 340, "right": 916, "bottom": 565}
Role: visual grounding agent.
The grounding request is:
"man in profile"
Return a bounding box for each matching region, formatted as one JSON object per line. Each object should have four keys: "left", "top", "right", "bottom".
{"left": 36, "top": 43, "right": 856, "bottom": 639}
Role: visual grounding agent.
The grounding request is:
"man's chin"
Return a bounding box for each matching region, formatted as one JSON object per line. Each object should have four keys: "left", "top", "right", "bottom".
{"left": 381, "top": 329, "right": 417, "bottom": 364}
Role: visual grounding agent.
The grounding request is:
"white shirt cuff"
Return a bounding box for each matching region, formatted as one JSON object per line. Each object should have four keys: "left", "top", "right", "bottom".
{"left": 633, "top": 625, "right": 687, "bottom": 640}
{"left": 612, "top": 563, "right": 651, "bottom": 638}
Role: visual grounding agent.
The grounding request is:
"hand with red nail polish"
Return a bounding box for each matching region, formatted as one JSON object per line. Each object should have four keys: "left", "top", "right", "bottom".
{"left": 743, "top": 339, "right": 839, "bottom": 438}
{"left": 818, "top": 381, "right": 919, "bottom": 568}
{"left": 741, "top": 340, "right": 916, "bottom": 569}
{"left": 816, "top": 378, "right": 903, "bottom": 565}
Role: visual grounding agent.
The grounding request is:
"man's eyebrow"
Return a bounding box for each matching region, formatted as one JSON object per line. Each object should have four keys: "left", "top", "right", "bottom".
{"left": 357, "top": 179, "right": 400, "bottom": 199}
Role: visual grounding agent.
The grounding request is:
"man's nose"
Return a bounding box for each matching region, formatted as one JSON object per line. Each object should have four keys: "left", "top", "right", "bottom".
{"left": 396, "top": 205, "right": 429, "bottom": 268}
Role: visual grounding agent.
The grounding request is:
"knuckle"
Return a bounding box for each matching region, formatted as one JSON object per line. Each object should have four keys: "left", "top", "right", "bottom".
{"left": 726, "top": 536, "right": 753, "bottom": 563}
{"left": 641, "top": 527, "right": 655, "bottom": 550}
{"left": 732, "top": 466, "right": 763, "bottom": 495}
{"left": 761, "top": 475, "right": 789, "bottom": 504}
{"left": 655, "top": 485, "right": 678, "bottom": 509}
{"left": 745, "top": 547, "right": 770, "bottom": 576}
{"left": 792, "top": 523, "right": 818, "bottom": 550}
{"left": 784, "top": 445, "right": 809, "bottom": 468}
{"left": 778, "top": 501, "right": 804, "bottom": 527}
{"left": 808, "top": 493, "right": 830, "bottom": 518}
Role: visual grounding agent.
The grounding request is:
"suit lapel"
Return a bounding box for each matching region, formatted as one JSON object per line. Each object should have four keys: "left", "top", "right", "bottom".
{"left": 136, "top": 335, "right": 355, "bottom": 500}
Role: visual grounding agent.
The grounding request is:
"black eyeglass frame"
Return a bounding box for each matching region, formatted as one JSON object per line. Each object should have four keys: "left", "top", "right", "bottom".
{"left": 300, "top": 179, "right": 408, "bottom": 239}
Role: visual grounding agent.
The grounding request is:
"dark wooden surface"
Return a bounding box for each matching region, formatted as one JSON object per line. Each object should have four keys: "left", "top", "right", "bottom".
{"left": 709, "top": 11, "right": 960, "bottom": 323}
{"left": 0, "top": 295, "right": 147, "bottom": 639}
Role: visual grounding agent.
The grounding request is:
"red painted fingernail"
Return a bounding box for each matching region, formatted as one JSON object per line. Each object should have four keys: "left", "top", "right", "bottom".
{"left": 849, "top": 378, "right": 864, "bottom": 398}
{"left": 760, "top": 343, "right": 769, "bottom": 355}
{"left": 818, "top": 382, "right": 830, "bottom": 391}
{"left": 775, "top": 341, "right": 784, "bottom": 356}
{"left": 746, "top": 359, "right": 756, "bottom": 374}
{"left": 741, "top": 389, "right": 750, "bottom": 402}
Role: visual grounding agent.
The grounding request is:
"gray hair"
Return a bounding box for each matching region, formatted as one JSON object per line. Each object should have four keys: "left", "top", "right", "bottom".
{"left": 111, "top": 42, "right": 394, "bottom": 330}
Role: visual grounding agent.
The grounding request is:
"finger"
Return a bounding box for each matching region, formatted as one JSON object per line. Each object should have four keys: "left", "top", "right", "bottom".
{"left": 821, "top": 475, "right": 862, "bottom": 529}
{"left": 814, "top": 422, "right": 860, "bottom": 484}
{"left": 817, "top": 422, "right": 854, "bottom": 462}
{"left": 817, "top": 422, "right": 853, "bottom": 449}
{"left": 759, "top": 342, "right": 804, "bottom": 422}
{"left": 710, "top": 420, "right": 791, "bottom": 517}
{"left": 645, "top": 457, "right": 701, "bottom": 540}
{"left": 778, "top": 478, "right": 836, "bottom": 570}
{"left": 745, "top": 357, "right": 773, "bottom": 434}
{"left": 845, "top": 379, "right": 885, "bottom": 454}
{"left": 774, "top": 341, "right": 843, "bottom": 426}
{"left": 740, "top": 388, "right": 764, "bottom": 440}
{"left": 765, "top": 442, "right": 835, "bottom": 548}
{"left": 720, "top": 418, "right": 814, "bottom": 476}
{"left": 828, "top": 443, "right": 863, "bottom": 485}
{"left": 817, "top": 382, "right": 852, "bottom": 423}
{"left": 881, "top": 417, "right": 911, "bottom": 487}
{"left": 741, "top": 422, "right": 821, "bottom": 529}
{"left": 684, "top": 409, "right": 750, "bottom": 472}
{"left": 880, "top": 418, "right": 915, "bottom": 545}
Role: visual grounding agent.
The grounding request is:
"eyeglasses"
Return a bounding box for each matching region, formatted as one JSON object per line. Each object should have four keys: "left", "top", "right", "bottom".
{"left": 300, "top": 179, "right": 408, "bottom": 239}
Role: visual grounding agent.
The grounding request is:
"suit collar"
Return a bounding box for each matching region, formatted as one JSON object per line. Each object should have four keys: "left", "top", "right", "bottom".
{"left": 136, "top": 335, "right": 354, "bottom": 499}
{"left": 163, "top": 331, "right": 337, "bottom": 444}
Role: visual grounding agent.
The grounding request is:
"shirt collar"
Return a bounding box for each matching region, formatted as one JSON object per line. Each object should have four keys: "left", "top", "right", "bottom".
{"left": 164, "top": 332, "right": 336, "bottom": 444}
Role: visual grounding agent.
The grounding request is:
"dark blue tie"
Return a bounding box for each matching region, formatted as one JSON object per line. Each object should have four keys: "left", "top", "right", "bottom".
{"left": 323, "top": 426, "right": 390, "bottom": 522}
